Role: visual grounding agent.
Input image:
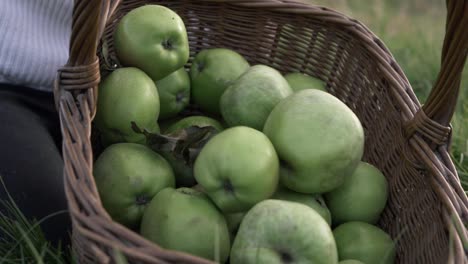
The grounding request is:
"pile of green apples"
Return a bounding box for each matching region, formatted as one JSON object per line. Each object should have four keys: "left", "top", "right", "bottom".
{"left": 92, "top": 4, "right": 396, "bottom": 264}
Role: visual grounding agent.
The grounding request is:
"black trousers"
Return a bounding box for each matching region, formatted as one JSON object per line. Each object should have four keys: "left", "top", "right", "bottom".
{"left": 0, "top": 84, "right": 70, "bottom": 245}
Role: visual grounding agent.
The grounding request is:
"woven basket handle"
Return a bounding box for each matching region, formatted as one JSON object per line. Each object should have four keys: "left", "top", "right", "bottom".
{"left": 420, "top": 0, "right": 467, "bottom": 129}
{"left": 67, "top": 0, "right": 123, "bottom": 64}
{"left": 54, "top": 0, "right": 120, "bottom": 115}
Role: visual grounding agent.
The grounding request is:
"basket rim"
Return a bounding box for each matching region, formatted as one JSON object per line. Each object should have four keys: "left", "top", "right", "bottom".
{"left": 102, "top": 0, "right": 421, "bottom": 122}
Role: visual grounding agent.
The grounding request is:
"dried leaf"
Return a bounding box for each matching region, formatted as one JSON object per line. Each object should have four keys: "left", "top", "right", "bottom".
{"left": 131, "top": 122, "right": 218, "bottom": 166}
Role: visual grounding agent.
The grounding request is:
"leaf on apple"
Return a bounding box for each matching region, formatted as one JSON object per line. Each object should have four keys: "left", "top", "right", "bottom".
{"left": 131, "top": 121, "right": 218, "bottom": 166}
{"left": 100, "top": 38, "right": 122, "bottom": 73}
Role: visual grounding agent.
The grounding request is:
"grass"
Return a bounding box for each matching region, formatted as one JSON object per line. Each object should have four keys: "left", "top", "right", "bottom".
{"left": 0, "top": 178, "right": 73, "bottom": 264}
{"left": 0, "top": 1, "right": 466, "bottom": 262}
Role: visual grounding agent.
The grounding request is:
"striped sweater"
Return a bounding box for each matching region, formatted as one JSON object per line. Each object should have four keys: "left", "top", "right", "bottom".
{"left": 0, "top": 0, "right": 73, "bottom": 91}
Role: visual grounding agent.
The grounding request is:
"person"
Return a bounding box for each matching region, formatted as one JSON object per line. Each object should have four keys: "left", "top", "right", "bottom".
{"left": 0, "top": 0, "right": 74, "bottom": 245}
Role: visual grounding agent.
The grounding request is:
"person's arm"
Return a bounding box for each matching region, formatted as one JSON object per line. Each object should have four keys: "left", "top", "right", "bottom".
{"left": 0, "top": 0, "right": 73, "bottom": 91}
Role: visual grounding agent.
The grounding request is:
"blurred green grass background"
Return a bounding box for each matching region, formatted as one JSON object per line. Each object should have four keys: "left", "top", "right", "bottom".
{"left": 301, "top": 0, "right": 468, "bottom": 191}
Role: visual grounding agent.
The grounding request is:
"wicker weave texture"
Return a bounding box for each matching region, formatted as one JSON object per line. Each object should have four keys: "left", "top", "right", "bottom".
{"left": 55, "top": 0, "right": 468, "bottom": 263}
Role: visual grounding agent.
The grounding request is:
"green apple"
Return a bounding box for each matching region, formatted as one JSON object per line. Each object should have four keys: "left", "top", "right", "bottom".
{"left": 190, "top": 48, "right": 250, "bottom": 114}
{"left": 339, "top": 260, "right": 365, "bottom": 264}
{"left": 263, "top": 89, "right": 364, "bottom": 194}
{"left": 114, "top": 5, "right": 189, "bottom": 81}
{"left": 100, "top": 120, "right": 160, "bottom": 148}
{"left": 165, "top": 115, "right": 224, "bottom": 134}
{"left": 272, "top": 185, "right": 331, "bottom": 225}
{"left": 159, "top": 153, "right": 195, "bottom": 187}
{"left": 284, "top": 72, "right": 326, "bottom": 92}
{"left": 220, "top": 65, "right": 292, "bottom": 130}
{"left": 93, "top": 143, "right": 175, "bottom": 228}
{"left": 155, "top": 68, "right": 190, "bottom": 120}
{"left": 194, "top": 126, "right": 279, "bottom": 213}
{"left": 231, "top": 199, "right": 338, "bottom": 264}
{"left": 94, "top": 67, "right": 159, "bottom": 145}
{"left": 325, "top": 162, "right": 388, "bottom": 225}
{"left": 333, "top": 222, "right": 395, "bottom": 264}
{"left": 140, "top": 187, "right": 230, "bottom": 262}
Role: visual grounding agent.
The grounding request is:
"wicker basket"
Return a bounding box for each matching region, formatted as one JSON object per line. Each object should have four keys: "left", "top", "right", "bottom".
{"left": 54, "top": 0, "right": 468, "bottom": 263}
